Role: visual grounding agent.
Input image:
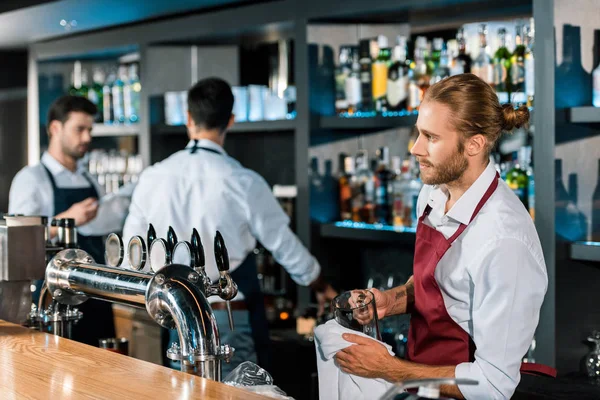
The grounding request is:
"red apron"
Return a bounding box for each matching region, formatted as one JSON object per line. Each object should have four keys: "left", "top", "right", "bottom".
{"left": 407, "top": 172, "right": 556, "bottom": 378}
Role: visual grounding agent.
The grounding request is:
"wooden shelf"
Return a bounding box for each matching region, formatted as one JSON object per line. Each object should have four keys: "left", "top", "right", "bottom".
{"left": 571, "top": 241, "right": 600, "bottom": 262}
{"left": 92, "top": 123, "right": 139, "bottom": 137}
{"left": 320, "top": 222, "right": 416, "bottom": 245}
{"left": 318, "top": 112, "right": 418, "bottom": 131}
{"left": 567, "top": 107, "right": 600, "bottom": 124}
{"left": 153, "top": 119, "right": 296, "bottom": 135}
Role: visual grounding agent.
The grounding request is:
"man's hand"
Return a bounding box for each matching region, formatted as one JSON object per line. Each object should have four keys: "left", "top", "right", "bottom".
{"left": 58, "top": 197, "right": 98, "bottom": 226}
{"left": 335, "top": 333, "right": 397, "bottom": 379}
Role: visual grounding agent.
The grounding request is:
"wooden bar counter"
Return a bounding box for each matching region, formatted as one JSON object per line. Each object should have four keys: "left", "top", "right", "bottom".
{"left": 0, "top": 320, "right": 269, "bottom": 399}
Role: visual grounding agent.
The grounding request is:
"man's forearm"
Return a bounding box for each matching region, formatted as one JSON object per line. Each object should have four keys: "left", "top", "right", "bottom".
{"left": 384, "top": 278, "right": 415, "bottom": 316}
{"left": 383, "top": 358, "right": 463, "bottom": 399}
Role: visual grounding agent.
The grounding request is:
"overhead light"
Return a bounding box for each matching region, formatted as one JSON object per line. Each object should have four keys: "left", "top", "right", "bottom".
{"left": 60, "top": 19, "right": 78, "bottom": 31}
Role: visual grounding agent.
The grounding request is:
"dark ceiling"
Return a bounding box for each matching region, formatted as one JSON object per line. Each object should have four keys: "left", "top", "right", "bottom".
{"left": 0, "top": 0, "right": 255, "bottom": 49}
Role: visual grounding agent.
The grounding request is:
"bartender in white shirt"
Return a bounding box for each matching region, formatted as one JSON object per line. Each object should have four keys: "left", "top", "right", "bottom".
{"left": 122, "top": 77, "right": 337, "bottom": 375}
{"left": 8, "top": 95, "right": 132, "bottom": 346}
{"left": 334, "top": 74, "right": 551, "bottom": 399}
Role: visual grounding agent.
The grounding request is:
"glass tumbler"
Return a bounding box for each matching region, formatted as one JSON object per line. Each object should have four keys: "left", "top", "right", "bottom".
{"left": 333, "top": 289, "right": 381, "bottom": 341}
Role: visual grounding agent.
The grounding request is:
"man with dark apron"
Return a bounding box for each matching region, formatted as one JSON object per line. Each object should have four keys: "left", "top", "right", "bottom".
{"left": 9, "top": 95, "right": 131, "bottom": 347}
{"left": 123, "top": 77, "right": 337, "bottom": 377}
{"left": 334, "top": 74, "right": 551, "bottom": 399}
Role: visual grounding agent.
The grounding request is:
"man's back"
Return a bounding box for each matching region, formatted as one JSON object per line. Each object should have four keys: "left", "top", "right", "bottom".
{"left": 123, "top": 139, "right": 268, "bottom": 282}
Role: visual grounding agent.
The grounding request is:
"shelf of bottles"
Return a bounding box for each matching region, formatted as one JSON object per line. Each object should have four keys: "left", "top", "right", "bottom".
{"left": 68, "top": 58, "right": 142, "bottom": 130}
{"left": 330, "top": 19, "right": 535, "bottom": 120}
{"left": 324, "top": 18, "right": 537, "bottom": 239}
{"left": 86, "top": 149, "right": 143, "bottom": 195}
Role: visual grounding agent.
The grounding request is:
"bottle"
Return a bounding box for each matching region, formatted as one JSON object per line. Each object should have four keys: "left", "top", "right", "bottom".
{"left": 372, "top": 35, "right": 392, "bottom": 112}
{"left": 430, "top": 40, "right": 450, "bottom": 85}
{"left": 524, "top": 20, "right": 535, "bottom": 108}
{"left": 102, "top": 70, "right": 115, "bottom": 124}
{"left": 511, "top": 24, "right": 527, "bottom": 105}
{"left": 88, "top": 68, "right": 105, "bottom": 123}
{"left": 387, "top": 36, "right": 409, "bottom": 111}
{"left": 79, "top": 69, "right": 90, "bottom": 98}
{"left": 429, "top": 38, "right": 444, "bottom": 73}
{"left": 68, "top": 61, "right": 83, "bottom": 96}
{"left": 339, "top": 156, "right": 355, "bottom": 221}
{"left": 391, "top": 157, "right": 404, "bottom": 227}
{"left": 359, "top": 39, "right": 373, "bottom": 112}
{"left": 452, "top": 28, "right": 472, "bottom": 75}
{"left": 493, "top": 28, "right": 511, "bottom": 103}
{"left": 345, "top": 50, "right": 362, "bottom": 115}
{"left": 124, "top": 64, "right": 141, "bottom": 123}
{"left": 505, "top": 149, "right": 529, "bottom": 209}
{"left": 112, "top": 66, "right": 127, "bottom": 124}
{"left": 408, "top": 37, "right": 429, "bottom": 111}
{"left": 472, "top": 24, "right": 494, "bottom": 87}
{"left": 355, "top": 150, "right": 375, "bottom": 223}
{"left": 375, "top": 147, "right": 393, "bottom": 224}
{"left": 592, "top": 160, "right": 600, "bottom": 241}
{"left": 335, "top": 46, "right": 353, "bottom": 114}
{"left": 594, "top": 58, "right": 600, "bottom": 107}
{"left": 525, "top": 147, "right": 535, "bottom": 220}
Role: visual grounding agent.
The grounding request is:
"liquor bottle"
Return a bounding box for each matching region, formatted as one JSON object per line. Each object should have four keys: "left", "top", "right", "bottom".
{"left": 375, "top": 147, "right": 393, "bottom": 224}
{"left": 430, "top": 40, "right": 450, "bottom": 85}
{"left": 511, "top": 24, "right": 527, "bottom": 104}
{"left": 79, "top": 69, "right": 90, "bottom": 98}
{"left": 355, "top": 150, "right": 375, "bottom": 223}
{"left": 387, "top": 36, "right": 409, "bottom": 111}
{"left": 452, "top": 28, "right": 472, "bottom": 75}
{"left": 112, "top": 66, "right": 127, "bottom": 124}
{"left": 493, "top": 28, "right": 512, "bottom": 103}
{"left": 505, "top": 149, "right": 529, "bottom": 209}
{"left": 345, "top": 50, "right": 362, "bottom": 115}
{"left": 592, "top": 160, "right": 600, "bottom": 241}
{"left": 68, "top": 61, "right": 83, "bottom": 96}
{"left": 339, "top": 155, "right": 354, "bottom": 221}
{"left": 390, "top": 157, "right": 403, "bottom": 227}
{"left": 124, "top": 64, "right": 141, "bottom": 123}
{"left": 594, "top": 57, "right": 600, "bottom": 107}
{"left": 408, "top": 37, "right": 429, "bottom": 112}
{"left": 335, "top": 46, "right": 353, "bottom": 114}
{"left": 428, "top": 38, "right": 444, "bottom": 73}
{"left": 525, "top": 19, "right": 535, "bottom": 107}
{"left": 472, "top": 24, "right": 494, "bottom": 86}
{"left": 359, "top": 39, "right": 373, "bottom": 112}
{"left": 102, "top": 70, "right": 115, "bottom": 124}
{"left": 88, "top": 68, "right": 104, "bottom": 123}
{"left": 372, "top": 35, "right": 391, "bottom": 112}
{"left": 525, "top": 147, "right": 535, "bottom": 220}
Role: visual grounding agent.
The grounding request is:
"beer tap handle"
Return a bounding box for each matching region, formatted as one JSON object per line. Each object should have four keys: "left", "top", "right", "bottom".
{"left": 191, "top": 228, "right": 205, "bottom": 271}
{"left": 147, "top": 224, "right": 157, "bottom": 249}
{"left": 214, "top": 230, "right": 237, "bottom": 331}
{"left": 167, "top": 226, "right": 178, "bottom": 254}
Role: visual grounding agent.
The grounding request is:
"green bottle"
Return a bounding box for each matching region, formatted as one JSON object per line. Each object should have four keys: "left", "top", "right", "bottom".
{"left": 511, "top": 24, "right": 527, "bottom": 104}
{"left": 493, "top": 28, "right": 512, "bottom": 101}
{"left": 505, "top": 148, "right": 529, "bottom": 209}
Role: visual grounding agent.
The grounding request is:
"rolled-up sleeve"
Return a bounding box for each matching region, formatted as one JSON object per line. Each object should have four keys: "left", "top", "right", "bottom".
{"left": 455, "top": 237, "right": 547, "bottom": 399}
{"left": 244, "top": 174, "right": 320, "bottom": 286}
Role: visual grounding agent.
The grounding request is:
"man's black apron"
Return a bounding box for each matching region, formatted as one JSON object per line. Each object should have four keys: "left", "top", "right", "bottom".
{"left": 42, "top": 164, "right": 116, "bottom": 346}
{"left": 166, "top": 143, "right": 272, "bottom": 369}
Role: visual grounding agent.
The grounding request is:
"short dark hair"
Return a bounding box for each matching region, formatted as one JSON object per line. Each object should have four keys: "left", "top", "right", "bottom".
{"left": 47, "top": 95, "right": 97, "bottom": 134}
{"left": 187, "top": 77, "right": 234, "bottom": 133}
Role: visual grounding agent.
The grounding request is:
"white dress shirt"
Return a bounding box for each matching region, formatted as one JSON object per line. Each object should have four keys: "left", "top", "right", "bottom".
{"left": 122, "top": 139, "right": 320, "bottom": 299}
{"left": 8, "top": 152, "right": 132, "bottom": 236}
{"left": 415, "top": 160, "right": 548, "bottom": 400}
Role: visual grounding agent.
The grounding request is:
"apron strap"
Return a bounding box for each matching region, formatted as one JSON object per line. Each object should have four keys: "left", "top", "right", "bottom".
{"left": 189, "top": 140, "right": 223, "bottom": 156}
{"left": 41, "top": 163, "right": 59, "bottom": 190}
